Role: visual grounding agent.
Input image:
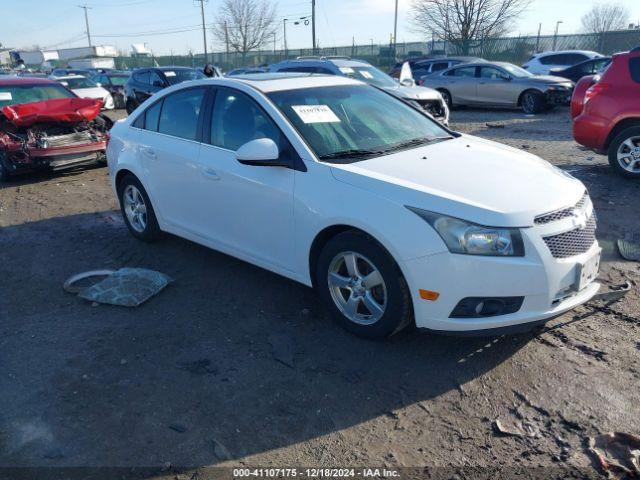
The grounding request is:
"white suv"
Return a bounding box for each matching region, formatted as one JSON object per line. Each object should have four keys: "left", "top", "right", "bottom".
{"left": 522, "top": 50, "right": 603, "bottom": 75}
{"left": 107, "top": 73, "right": 600, "bottom": 338}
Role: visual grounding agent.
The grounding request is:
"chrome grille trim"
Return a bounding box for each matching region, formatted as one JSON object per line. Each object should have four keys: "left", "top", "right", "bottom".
{"left": 534, "top": 193, "right": 588, "bottom": 225}
{"left": 542, "top": 214, "right": 597, "bottom": 259}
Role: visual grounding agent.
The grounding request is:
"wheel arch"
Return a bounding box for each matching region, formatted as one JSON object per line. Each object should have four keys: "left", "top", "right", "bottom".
{"left": 517, "top": 88, "right": 544, "bottom": 106}
{"left": 308, "top": 224, "right": 406, "bottom": 289}
{"left": 604, "top": 117, "right": 640, "bottom": 151}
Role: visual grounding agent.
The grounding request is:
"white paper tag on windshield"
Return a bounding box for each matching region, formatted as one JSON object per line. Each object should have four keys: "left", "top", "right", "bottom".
{"left": 339, "top": 67, "right": 354, "bottom": 74}
{"left": 164, "top": 71, "right": 176, "bottom": 77}
{"left": 360, "top": 70, "right": 374, "bottom": 79}
{"left": 292, "top": 105, "right": 340, "bottom": 124}
{"left": 0, "top": 92, "right": 12, "bottom": 101}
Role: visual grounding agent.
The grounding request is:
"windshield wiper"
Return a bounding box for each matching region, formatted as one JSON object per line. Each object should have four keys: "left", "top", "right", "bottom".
{"left": 382, "top": 136, "right": 452, "bottom": 153}
{"left": 318, "top": 149, "right": 384, "bottom": 161}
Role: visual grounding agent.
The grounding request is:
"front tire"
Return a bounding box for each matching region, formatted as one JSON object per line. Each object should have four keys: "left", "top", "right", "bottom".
{"left": 316, "top": 231, "right": 412, "bottom": 339}
{"left": 125, "top": 98, "right": 138, "bottom": 115}
{"left": 608, "top": 126, "right": 640, "bottom": 178}
{"left": 520, "top": 90, "right": 545, "bottom": 114}
{"left": 117, "top": 174, "right": 161, "bottom": 241}
{"left": 438, "top": 89, "right": 453, "bottom": 109}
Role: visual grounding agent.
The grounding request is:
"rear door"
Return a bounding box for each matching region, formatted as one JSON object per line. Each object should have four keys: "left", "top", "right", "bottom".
{"left": 442, "top": 66, "right": 478, "bottom": 104}
{"left": 134, "top": 87, "right": 208, "bottom": 233}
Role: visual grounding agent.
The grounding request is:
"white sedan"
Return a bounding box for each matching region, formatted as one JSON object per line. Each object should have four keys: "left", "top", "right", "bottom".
{"left": 106, "top": 74, "right": 600, "bottom": 338}
{"left": 54, "top": 75, "right": 114, "bottom": 110}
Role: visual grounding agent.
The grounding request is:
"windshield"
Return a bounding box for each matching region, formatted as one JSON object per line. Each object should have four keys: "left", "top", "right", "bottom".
{"left": 0, "top": 84, "right": 75, "bottom": 108}
{"left": 61, "top": 77, "right": 97, "bottom": 89}
{"left": 163, "top": 69, "right": 206, "bottom": 85}
{"left": 108, "top": 75, "right": 129, "bottom": 86}
{"left": 268, "top": 84, "right": 451, "bottom": 162}
{"left": 338, "top": 66, "right": 397, "bottom": 88}
{"left": 502, "top": 64, "right": 532, "bottom": 78}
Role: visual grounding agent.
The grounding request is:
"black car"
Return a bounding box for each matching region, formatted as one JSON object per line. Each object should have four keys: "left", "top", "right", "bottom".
{"left": 91, "top": 71, "right": 131, "bottom": 109}
{"left": 549, "top": 57, "right": 611, "bottom": 83}
{"left": 124, "top": 66, "right": 206, "bottom": 113}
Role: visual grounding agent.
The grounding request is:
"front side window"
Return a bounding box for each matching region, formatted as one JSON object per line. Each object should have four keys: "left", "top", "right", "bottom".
{"left": 133, "top": 71, "right": 150, "bottom": 84}
{"left": 268, "top": 85, "right": 451, "bottom": 162}
{"left": 479, "top": 67, "right": 509, "bottom": 80}
{"left": 157, "top": 87, "right": 206, "bottom": 140}
{"left": 539, "top": 55, "right": 559, "bottom": 65}
{"left": 150, "top": 71, "right": 165, "bottom": 87}
{"left": 446, "top": 66, "right": 476, "bottom": 77}
{"left": 431, "top": 62, "right": 449, "bottom": 72}
{"left": 629, "top": 58, "right": 640, "bottom": 84}
{"left": 210, "top": 88, "right": 281, "bottom": 151}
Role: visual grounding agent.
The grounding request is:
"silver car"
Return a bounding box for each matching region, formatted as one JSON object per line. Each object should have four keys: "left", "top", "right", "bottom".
{"left": 421, "top": 62, "right": 574, "bottom": 114}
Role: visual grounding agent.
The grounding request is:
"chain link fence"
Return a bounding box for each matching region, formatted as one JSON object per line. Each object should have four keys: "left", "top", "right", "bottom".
{"left": 113, "top": 29, "right": 640, "bottom": 72}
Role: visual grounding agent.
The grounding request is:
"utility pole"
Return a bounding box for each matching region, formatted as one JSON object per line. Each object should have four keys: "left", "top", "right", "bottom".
{"left": 283, "top": 18, "right": 288, "bottom": 56}
{"left": 552, "top": 20, "right": 563, "bottom": 51}
{"left": 311, "top": 0, "right": 316, "bottom": 54}
{"left": 198, "top": 0, "right": 208, "bottom": 64}
{"left": 535, "top": 23, "right": 541, "bottom": 52}
{"left": 224, "top": 21, "right": 229, "bottom": 54}
{"left": 78, "top": 4, "right": 92, "bottom": 47}
{"left": 393, "top": 0, "right": 398, "bottom": 55}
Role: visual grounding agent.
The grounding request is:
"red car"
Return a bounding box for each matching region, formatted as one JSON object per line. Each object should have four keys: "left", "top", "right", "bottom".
{"left": 572, "top": 46, "right": 640, "bottom": 178}
{"left": 0, "top": 77, "right": 112, "bottom": 181}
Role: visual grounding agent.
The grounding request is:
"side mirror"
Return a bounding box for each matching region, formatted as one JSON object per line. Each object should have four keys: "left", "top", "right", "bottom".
{"left": 95, "top": 82, "right": 102, "bottom": 87}
{"left": 236, "top": 138, "right": 286, "bottom": 167}
{"left": 400, "top": 78, "right": 416, "bottom": 87}
{"left": 152, "top": 80, "right": 164, "bottom": 87}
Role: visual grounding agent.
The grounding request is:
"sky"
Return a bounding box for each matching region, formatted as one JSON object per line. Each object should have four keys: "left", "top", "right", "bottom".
{"left": 2, "top": 0, "right": 640, "bottom": 56}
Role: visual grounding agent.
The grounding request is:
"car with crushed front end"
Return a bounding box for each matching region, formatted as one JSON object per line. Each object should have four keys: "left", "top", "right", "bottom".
{"left": 106, "top": 73, "right": 600, "bottom": 338}
{"left": 421, "top": 61, "right": 574, "bottom": 113}
{"left": 0, "top": 77, "right": 112, "bottom": 181}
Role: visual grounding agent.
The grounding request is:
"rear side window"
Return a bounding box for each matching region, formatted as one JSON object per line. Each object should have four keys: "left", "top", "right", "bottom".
{"left": 539, "top": 54, "right": 559, "bottom": 65}
{"left": 446, "top": 66, "right": 476, "bottom": 77}
{"left": 157, "top": 88, "right": 206, "bottom": 140}
{"left": 629, "top": 58, "right": 640, "bottom": 83}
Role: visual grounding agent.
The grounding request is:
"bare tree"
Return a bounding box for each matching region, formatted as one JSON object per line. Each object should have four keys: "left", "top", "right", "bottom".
{"left": 410, "top": 0, "right": 531, "bottom": 53}
{"left": 212, "top": 0, "right": 278, "bottom": 58}
{"left": 581, "top": 3, "right": 630, "bottom": 34}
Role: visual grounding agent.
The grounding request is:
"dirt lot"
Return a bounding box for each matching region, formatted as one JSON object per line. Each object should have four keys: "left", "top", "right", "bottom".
{"left": 1, "top": 106, "right": 639, "bottom": 479}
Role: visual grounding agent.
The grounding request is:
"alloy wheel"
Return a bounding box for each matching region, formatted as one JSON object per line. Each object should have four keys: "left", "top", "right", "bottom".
{"left": 327, "top": 251, "right": 387, "bottom": 325}
{"left": 616, "top": 136, "right": 640, "bottom": 174}
{"left": 522, "top": 93, "right": 535, "bottom": 114}
{"left": 123, "top": 184, "right": 147, "bottom": 233}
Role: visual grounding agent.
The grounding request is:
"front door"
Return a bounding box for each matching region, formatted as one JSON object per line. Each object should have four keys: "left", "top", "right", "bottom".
{"left": 195, "top": 87, "right": 296, "bottom": 272}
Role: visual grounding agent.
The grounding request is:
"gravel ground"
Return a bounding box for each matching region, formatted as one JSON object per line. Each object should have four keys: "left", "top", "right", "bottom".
{"left": 0, "top": 106, "right": 639, "bottom": 479}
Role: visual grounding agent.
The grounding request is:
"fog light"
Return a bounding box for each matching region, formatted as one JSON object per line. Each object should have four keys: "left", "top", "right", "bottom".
{"left": 450, "top": 297, "right": 524, "bottom": 318}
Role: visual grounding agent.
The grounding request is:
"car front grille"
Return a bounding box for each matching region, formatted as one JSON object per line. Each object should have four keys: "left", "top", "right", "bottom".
{"left": 534, "top": 193, "right": 588, "bottom": 225}
{"left": 542, "top": 214, "right": 597, "bottom": 258}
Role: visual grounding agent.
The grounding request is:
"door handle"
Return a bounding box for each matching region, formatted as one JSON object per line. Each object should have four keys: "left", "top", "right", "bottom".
{"left": 202, "top": 168, "right": 220, "bottom": 180}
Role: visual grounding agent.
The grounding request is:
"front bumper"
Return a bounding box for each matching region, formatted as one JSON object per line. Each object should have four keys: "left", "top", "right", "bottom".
{"left": 2, "top": 141, "right": 107, "bottom": 174}
{"left": 545, "top": 89, "right": 572, "bottom": 105}
{"left": 401, "top": 213, "right": 600, "bottom": 332}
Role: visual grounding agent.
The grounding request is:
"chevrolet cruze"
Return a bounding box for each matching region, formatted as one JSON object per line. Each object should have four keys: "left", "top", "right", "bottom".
{"left": 107, "top": 73, "right": 600, "bottom": 338}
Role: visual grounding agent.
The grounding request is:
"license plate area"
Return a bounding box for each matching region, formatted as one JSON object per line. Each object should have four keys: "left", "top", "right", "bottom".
{"left": 575, "top": 249, "right": 601, "bottom": 291}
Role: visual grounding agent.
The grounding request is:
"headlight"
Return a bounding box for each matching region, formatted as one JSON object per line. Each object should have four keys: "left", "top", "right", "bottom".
{"left": 407, "top": 207, "right": 525, "bottom": 256}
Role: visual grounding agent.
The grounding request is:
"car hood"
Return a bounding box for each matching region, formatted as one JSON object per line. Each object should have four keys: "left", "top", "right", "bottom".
{"left": 72, "top": 87, "right": 110, "bottom": 99}
{"left": 381, "top": 84, "right": 443, "bottom": 101}
{"left": 330, "top": 134, "right": 584, "bottom": 227}
{"left": 521, "top": 75, "right": 573, "bottom": 85}
{"left": 0, "top": 97, "right": 103, "bottom": 127}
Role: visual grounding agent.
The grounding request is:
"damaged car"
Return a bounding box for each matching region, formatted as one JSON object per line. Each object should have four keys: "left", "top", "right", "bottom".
{"left": 0, "top": 77, "right": 112, "bottom": 181}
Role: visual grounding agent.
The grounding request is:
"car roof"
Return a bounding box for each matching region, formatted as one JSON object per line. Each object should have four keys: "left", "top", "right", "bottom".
{"left": 157, "top": 66, "right": 195, "bottom": 71}
{"left": 0, "top": 77, "right": 58, "bottom": 86}
{"left": 274, "top": 57, "right": 371, "bottom": 68}
{"left": 172, "top": 73, "right": 363, "bottom": 93}
{"left": 54, "top": 75, "right": 87, "bottom": 80}
{"left": 535, "top": 50, "right": 601, "bottom": 57}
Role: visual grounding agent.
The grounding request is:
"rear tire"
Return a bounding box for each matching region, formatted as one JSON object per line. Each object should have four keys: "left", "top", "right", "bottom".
{"left": 117, "top": 174, "right": 161, "bottom": 241}
{"left": 607, "top": 126, "right": 640, "bottom": 178}
{"left": 316, "top": 230, "right": 413, "bottom": 339}
{"left": 520, "top": 90, "right": 545, "bottom": 114}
